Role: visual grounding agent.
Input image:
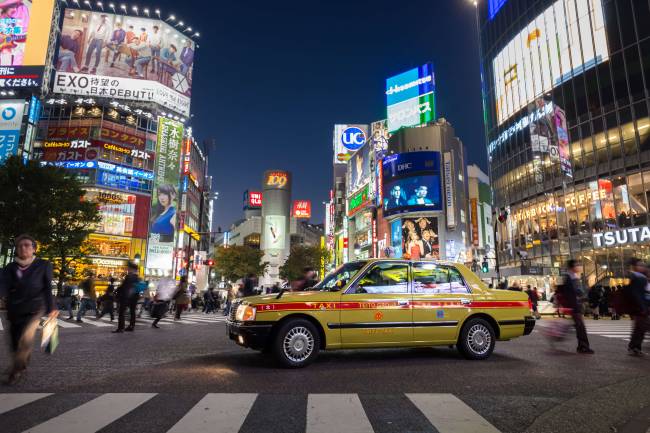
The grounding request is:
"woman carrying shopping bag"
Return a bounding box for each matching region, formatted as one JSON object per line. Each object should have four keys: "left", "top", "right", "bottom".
{"left": 3, "top": 234, "right": 58, "bottom": 385}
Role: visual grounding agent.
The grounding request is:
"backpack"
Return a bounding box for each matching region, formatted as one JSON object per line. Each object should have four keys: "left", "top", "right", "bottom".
{"left": 133, "top": 281, "right": 147, "bottom": 296}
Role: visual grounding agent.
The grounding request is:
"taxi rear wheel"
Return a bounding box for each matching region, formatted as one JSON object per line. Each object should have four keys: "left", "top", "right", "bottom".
{"left": 457, "top": 318, "right": 495, "bottom": 360}
{"left": 272, "top": 319, "right": 320, "bottom": 368}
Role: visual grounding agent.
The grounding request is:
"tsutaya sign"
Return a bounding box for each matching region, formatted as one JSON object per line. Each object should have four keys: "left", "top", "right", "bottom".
{"left": 593, "top": 226, "right": 650, "bottom": 248}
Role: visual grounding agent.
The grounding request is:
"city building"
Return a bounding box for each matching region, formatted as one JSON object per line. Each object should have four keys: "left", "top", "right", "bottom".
{"left": 467, "top": 164, "right": 494, "bottom": 265}
{"left": 476, "top": 0, "right": 650, "bottom": 295}
{"left": 379, "top": 119, "right": 470, "bottom": 262}
{"left": 0, "top": 2, "right": 203, "bottom": 289}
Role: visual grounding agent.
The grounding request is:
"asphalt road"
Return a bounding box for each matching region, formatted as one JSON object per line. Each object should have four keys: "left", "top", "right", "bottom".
{"left": 0, "top": 313, "right": 648, "bottom": 433}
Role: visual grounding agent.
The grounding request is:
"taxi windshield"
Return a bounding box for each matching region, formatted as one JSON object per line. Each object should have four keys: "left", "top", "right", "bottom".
{"left": 313, "top": 261, "right": 367, "bottom": 291}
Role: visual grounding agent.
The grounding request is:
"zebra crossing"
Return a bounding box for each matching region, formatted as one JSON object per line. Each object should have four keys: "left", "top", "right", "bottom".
{"left": 0, "top": 392, "right": 502, "bottom": 433}
{"left": 0, "top": 312, "right": 228, "bottom": 332}
{"left": 585, "top": 319, "right": 634, "bottom": 342}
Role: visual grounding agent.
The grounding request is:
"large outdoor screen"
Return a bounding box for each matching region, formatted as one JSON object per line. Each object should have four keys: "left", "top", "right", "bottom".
{"left": 383, "top": 175, "right": 442, "bottom": 216}
{"left": 53, "top": 9, "right": 195, "bottom": 116}
{"left": 492, "top": 0, "right": 608, "bottom": 126}
{"left": 386, "top": 63, "right": 435, "bottom": 133}
{"left": 0, "top": 0, "right": 56, "bottom": 88}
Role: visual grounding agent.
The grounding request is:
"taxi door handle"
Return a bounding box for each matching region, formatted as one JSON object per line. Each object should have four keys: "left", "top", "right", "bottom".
{"left": 460, "top": 298, "right": 471, "bottom": 305}
{"left": 397, "top": 299, "right": 409, "bottom": 306}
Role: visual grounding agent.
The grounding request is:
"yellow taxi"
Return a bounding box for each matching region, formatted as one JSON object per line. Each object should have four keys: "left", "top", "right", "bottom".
{"left": 227, "top": 259, "right": 534, "bottom": 367}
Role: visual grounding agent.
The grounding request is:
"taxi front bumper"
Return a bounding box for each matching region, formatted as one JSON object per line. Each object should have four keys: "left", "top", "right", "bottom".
{"left": 227, "top": 321, "right": 274, "bottom": 350}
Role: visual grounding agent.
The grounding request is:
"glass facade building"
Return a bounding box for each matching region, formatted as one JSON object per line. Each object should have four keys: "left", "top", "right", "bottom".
{"left": 479, "top": 0, "right": 650, "bottom": 294}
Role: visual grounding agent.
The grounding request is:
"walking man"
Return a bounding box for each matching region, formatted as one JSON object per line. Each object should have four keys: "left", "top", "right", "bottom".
{"left": 61, "top": 283, "right": 74, "bottom": 320}
{"left": 112, "top": 261, "right": 140, "bottom": 333}
{"left": 625, "top": 258, "right": 649, "bottom": 356}
{"left": 557, "top": 259, "right": 594, "bottom": 354}
{"left": 76, "top": 273, "right": 96, "bottom": 323}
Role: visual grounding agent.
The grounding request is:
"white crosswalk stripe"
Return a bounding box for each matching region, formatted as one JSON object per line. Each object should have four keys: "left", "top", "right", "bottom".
{"left": 0, "top": 393, "right": 502, "bottom": 433}
{"left": 585, "top": 320, "right": 634, "bottom": 342}
{"left": 20, "top": 393, "right": 155, "bottom": 433}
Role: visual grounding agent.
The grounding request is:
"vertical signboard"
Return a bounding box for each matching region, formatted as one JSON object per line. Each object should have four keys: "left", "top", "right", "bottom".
{"left": 443, "top": 152, "right": 456, "bottom": 228}
{"left": 333, "top": 124, "right": 368, "bottom": 164}
{"left": 146, "top": 118, "right": 183, "bottom": 274}
{"left": 0, "top": 100, "right": 25, "bottom": 163}
{"left": 470, "top": 198, "right": 479, "bottom": 247}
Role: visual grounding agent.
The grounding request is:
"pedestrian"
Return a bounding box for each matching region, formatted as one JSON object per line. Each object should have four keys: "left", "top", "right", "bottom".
{"left": 76, "top": 273, "right": 97, "bottom": 323}
{"left": 3, "top": 234, "right": 58, "bottom": 385}
{"left": 588, "top": 285, "right": 603, "bottom": 320}
{"left": 60, "top": 283, "right": 74, "bottom": 320}
{"left": 526, "top": 285, "right": 540, "bottom": 319}
{"left": 203, "top": 287, "right": 215, "bottom": 313}
{"left": 291, "top": 267, "right": 318, "bottom": 291}
{"left": 241, "top": 273, "right": 257, "bottom": 297}
{"left": 112, "top": 261, "right": 140, "bottom": 333}
{"left": 97, "top": 286, "right": 115, "bottom": 321}
{"left": 173, "top": 276, "right": 190, "bottom": 320}
{"left": 557, "top": 259, "right": 594, "bottom": 354}
{"left": 223, "top": 283, "right": 236, "bottom": 316}
{"left": 624, "top": 258, "right": 649, "bottom": 356}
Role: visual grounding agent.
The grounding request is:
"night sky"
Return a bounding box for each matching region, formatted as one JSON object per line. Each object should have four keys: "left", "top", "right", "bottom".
{"left": 151, "top": 0, "right": 485, "bottom": 229}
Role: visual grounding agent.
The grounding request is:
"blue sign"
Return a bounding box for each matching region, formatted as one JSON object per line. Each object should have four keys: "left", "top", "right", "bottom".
{"left": 488, "top": 0, "right": 508, "bottom": 20}
{"left": 340, "top": 126, "right": 366, "bottom": 151}
{"left": 382, "top": 151, "right": 441, "bottom": 180}
{"left": 41, "top": 160, "right": 97, "bottom": 169}
{"left": 386, "top": 63, "right": 435, "bottom": 107}
{"left": 0, "top": 100, "right": 24, "bottom": 164}
{"left": 41, "top": 160, "right": 154, "bottom": 181}
{"left": 28, "top": 96, "right": 41, "bottom": 124}
{"left": 97, "top": 171, "right": 152, "bottom": 193}
{"left": 390, "top": 219, "right": 403, "bottom": 258}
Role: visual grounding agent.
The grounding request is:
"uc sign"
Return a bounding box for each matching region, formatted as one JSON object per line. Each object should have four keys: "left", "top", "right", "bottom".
{"left": 341, "top": 127, "right": 366, "bottom": 151}
{"left": 266, "top": 172, "right": 288, "bottom": 189}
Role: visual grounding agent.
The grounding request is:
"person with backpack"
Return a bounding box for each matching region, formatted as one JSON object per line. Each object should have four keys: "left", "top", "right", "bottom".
{"left": 625, "top": 258, "right": 649, "bottom": 356}
{"left": 76, "top": 273, "right": 97, "bottom": 323}
{"left": 112, "top": 261, "right": 140, "bottom": 333}
{"left": 557, "top": 259, "right": 594, "bottom": 354}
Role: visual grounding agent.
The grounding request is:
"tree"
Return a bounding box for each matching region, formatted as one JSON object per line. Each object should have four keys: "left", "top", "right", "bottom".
{"left": 280, "top": 244, "right": 330, "bottom": 282}
{"left": 213, "top": 245, "right": 268, "bottom": 282}
{"left": 0, "top": 156, "right": 101, "bottom": 289}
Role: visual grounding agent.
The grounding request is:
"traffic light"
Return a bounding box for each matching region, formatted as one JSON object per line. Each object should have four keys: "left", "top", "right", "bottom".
{"left": 204, "top": 259, "right": 214, "bottom": 267}
{"left": 481, "top": 259, "right": 489, "bottom": 273}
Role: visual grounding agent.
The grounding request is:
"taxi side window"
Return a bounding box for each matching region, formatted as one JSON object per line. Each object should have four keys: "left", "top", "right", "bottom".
{"left": 351, "top": 263, "right": 409, "bottom": 294}
{"left": 413, "top": 263, "right": 469, "bottom": 294}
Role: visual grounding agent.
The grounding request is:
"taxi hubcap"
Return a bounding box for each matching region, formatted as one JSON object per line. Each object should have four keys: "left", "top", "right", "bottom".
{"left": 283, "top": 326, "right": 314, "bottom": 362}
{"left": 467, "top": 324, "right": 491, "bottom": 355}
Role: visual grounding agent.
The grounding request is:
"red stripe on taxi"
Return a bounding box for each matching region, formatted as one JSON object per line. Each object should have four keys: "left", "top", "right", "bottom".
{"left": 254, "top": 300, "right": 528, "bottom": 311}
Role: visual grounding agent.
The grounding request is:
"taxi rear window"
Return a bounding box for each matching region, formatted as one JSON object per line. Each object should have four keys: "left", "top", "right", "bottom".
{"left": 412, "top": 263, "right": 469, "bottom": 294}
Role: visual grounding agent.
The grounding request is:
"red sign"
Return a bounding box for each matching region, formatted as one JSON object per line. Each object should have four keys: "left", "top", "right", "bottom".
{"left": 249, "top": 191, "right": 263, "bottom": 208}
{"left": 293, "top": 200, "right": 312, "bottom": 218}
{"left": 47, "top": 126, "right": 91, "bottom": 139}
{"left": 470, "top": 198, "right": 479, "bottom": 247}
{"left": 183, "top": 138, "right": 192, "bottom": 174}
{"left": 42, "top": 147, "right": 99, "bottom": 162}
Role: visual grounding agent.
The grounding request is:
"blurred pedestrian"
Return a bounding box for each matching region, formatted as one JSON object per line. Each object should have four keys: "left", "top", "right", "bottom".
{"left": 291, "top": 267, "right": 318, "bottom": 291}
{"left": 112, "top": 261, "right": 140, "bottom": 333}
{"left": 588, "top": 285, "right": 603, "bottom": 320}
{"left": 97, "top": 286, "right": 115, "bottom": 321}
{"left": 241, "top": 273, "right": 256, "bottom": 297}
{"left": 76, "top": 273, "right": 96, "bottom": 323}
{"left": 525, "top": 285, "right": 540, "bottom": 319}
{"left": 557, "top": 259, "right": 593, "bottom": 354}
{"left": 203, "top": 287, "right": 215, "bottom": 313}
{"left": 624, "top": 258, "right": 649, "bottom": 356}
{"left": 3, "top": 234, "right": 58, "bottom": 385}
{"left": 173, "top": 276, "right": 190, "bottom": 320}
{"left": 61, "top": 283, "right": 74, "bottom": 320}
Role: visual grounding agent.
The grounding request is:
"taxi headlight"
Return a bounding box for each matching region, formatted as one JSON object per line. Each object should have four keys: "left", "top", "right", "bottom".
{"left": 236, "top": 305, "right": 257, "bottom": 321}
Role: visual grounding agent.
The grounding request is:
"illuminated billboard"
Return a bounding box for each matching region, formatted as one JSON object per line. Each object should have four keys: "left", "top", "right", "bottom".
{"left": 243, "top": 190, "right": 262, "bottom": 209}
{"left": 53, "top": 9, "right": 196, "bottom": 116}
{"left": 488, "top": 0, "right": 508, "bottom": 20}
{"left": 382, "top": 151, "right": 442, "bottom": 216}
{"left": 492, "top": 0, "right": 608, "bottom": 126}
{"left": 386, "top": 63, "right": 435, "bottom": 132}
{"left": 402, "top": 217, "right": 439, "bottom": 260}
{"left": 146, "top": 118, "right": 183, "bottom": 274}
{"left": 0, "top": 100, "right": 25, "bottom": 163}
{"left": 348, "top": 144, "right": 370, "bottom": 196}
{"left": 333, "top": 124, "right": 368, "bottom": 164}
{"left": 85, "top": 188, "right": 135, "bottom": 236}
{"left": 292, "top": 200, "right": 311, "bottom": 218}
{"left": 0, "top": 0, "right": 56, "bottom": 88}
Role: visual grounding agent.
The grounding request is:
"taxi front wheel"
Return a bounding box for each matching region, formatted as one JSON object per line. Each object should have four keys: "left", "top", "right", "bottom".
{"left": 457, "top": 318, "right": 495, "bottom": 360}
{"left": 272, "top": 319, "right": 321, "bottom": 368}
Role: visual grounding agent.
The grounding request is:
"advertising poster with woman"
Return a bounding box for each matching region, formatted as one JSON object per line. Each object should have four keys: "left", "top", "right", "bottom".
{"left": 401, "top": 217, "right": 439, "bottom": 260}
{"left": 146, "top": 118, "right": 183, "bottom": 273}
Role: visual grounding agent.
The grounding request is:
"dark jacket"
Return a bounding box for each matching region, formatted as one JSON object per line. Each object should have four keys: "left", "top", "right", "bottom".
{"left": 624, "top": 271, "right": 648, "bottom": 315}
{"left": 557, "top": 273, "right": 583, "bottom": 312}
{"left": 4, "top": 258, "right": 54, "bottom": 318}
{"left": 241, "top": 277, "right": 255, "bottom": 297}
{"left": 115, "top": 273, "right": 139, "bottom": 302}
